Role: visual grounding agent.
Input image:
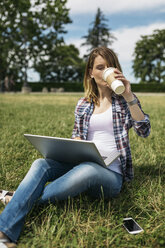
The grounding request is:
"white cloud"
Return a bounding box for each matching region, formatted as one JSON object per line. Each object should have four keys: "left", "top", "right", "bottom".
{"left": 67, "top": 0, "right": 165, "bottom": 14}
{"left": 112, "top": 22, "right": 165, "bottom": 63}
{"left": 160, "top": 8, "right": 165, "bottom": 13}
{"left": 65, "top": 37, "right": 86, "bottom": 57}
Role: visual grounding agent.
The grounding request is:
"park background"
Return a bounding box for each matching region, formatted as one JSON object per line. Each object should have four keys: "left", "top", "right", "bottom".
{"left": 0, "top": 0, "right": 165, "bottom": 92}
{"left": 0, "top": 0, "right": 165, "bottom": 247}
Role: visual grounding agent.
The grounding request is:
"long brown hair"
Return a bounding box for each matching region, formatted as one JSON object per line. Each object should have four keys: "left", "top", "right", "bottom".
{"left": 83, "top": 47, "right": 122, "bottom": 105}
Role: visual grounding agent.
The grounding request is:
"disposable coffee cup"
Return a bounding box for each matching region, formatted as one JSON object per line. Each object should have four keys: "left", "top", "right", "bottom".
{"left": 102, "top": 67, "right": 125, "bottom": 94}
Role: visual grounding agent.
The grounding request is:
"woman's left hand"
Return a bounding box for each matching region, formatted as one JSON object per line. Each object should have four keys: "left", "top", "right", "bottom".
{"left": 114, "top": 68, "right": 134, "bottom": 102}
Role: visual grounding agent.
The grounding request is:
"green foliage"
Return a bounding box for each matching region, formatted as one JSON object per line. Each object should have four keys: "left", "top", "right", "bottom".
{"left": 0, "top": 0, "right": 72, "bottom": 83}
{"left": 81, "top": 8, "right": 116, "bottom": 56}
{"left": 11, "top": 82, "right": 165, "bottom": 93}
{"left": 131, "top": 83, "right": 165, "bottom": 92}
{"left": 34, "top": 44, "right": 85, "bottom": 82}
{"left": 14, "top": 82, "right": 84, "bottom": 92}
{"left": 0, "top": 93, "right": 164, "bottom": 247}
{"left": 132, "top": 29, "right": 165, "bottom": 83}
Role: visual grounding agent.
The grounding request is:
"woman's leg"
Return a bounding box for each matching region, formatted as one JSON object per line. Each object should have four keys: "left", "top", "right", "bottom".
{"left": 0, "top": 158, "right": 73, "bottom": 243}
{"left": 38, "top": 162, "right": 123, "bottom": 205}
{"left": 0, "top": 160, "right": 123, "bottom": 243}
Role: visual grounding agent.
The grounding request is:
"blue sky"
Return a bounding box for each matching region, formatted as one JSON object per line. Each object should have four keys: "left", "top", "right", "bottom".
{"left": 29, "top": 0, "right": 165, "bottom": 83}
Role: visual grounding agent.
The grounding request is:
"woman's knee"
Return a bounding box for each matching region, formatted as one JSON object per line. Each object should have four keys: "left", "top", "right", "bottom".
{"left": 31, "top": 158, "right": 49, "bottom": 172}
{"left": 76, "top": 162, "right": 99, "bottom": 178}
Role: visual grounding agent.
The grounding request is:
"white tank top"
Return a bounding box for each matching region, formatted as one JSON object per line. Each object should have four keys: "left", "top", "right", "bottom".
{"left": 87, "top": 106, "right": 122, "bottom": 175}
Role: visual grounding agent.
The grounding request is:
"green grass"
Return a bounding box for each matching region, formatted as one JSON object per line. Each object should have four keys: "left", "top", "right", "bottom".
{"left": 0, "top": 93, "right": 164, "bottom": 248}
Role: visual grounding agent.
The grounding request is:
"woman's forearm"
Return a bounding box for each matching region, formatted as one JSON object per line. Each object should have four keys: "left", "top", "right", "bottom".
{"left": 128, "top": 104, "right": 145, "bottom": 121}
{"left": 124, "top": 93, "right": 145, "bottom": 121}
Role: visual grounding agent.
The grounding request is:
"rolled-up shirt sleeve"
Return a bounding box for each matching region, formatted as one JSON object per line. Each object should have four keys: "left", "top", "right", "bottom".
{"left": 132, "top": 113, "right": 151, "bottom": 138}
{"left": 71, "top": 98, "right": 83, "bottom": 139}
{"left": 71, "top": 112, "right": 80, "bottom": 139}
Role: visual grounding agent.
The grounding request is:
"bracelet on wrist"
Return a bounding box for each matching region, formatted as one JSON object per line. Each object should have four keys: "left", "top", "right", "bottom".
{"left": 127, "top": 98, "right": 138, "bottom": 106}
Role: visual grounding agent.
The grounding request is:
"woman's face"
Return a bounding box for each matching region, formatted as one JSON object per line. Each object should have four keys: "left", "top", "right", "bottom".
{"left": 90, "top": 55, "right": 108, "bottom": 87}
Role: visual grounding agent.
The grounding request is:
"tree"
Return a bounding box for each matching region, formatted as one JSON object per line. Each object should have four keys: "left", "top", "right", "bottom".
{"left": 0, "top": 0, "right": 72, "bottom": 85}
{"left": 34, "top": 44, "right": 85, "bottom": 82}
{"left": 132, "top": 29, "right": 165, "bottom": 83}
{"left": 81, "top": 8, "right": 116, "bottom": 56}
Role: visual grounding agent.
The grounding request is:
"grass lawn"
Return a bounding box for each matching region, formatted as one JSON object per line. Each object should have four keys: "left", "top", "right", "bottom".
{"left": 0, "top": 93, "right": 164, "bottom": 248}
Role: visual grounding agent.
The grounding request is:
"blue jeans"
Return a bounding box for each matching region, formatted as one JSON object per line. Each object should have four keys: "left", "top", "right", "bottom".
{"left": 0, "top": 158, "right": 123, "bottom": 242}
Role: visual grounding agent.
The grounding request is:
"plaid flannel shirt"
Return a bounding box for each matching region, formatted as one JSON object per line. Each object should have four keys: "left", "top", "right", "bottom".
{"left": 72, "top": 93, "right": 151, "bottom": 182}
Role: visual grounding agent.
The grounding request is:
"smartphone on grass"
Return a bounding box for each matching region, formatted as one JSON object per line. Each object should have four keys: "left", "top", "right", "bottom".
{"left": 123, "top": 218, "right": 143, "bottom": 234}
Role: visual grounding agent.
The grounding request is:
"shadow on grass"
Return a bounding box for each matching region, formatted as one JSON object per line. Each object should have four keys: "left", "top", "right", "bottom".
{"left": 135, "top": 164, "right": 164, "bottom": 179}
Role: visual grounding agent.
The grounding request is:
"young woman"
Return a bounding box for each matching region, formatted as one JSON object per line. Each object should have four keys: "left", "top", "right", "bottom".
{"left": 0, "top": 47, "right": 150, "bottom": 247}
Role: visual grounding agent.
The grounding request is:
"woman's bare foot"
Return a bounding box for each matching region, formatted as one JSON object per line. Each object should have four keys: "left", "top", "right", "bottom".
{"left": 2, "top": 243, "right": 17, "bottom": 248}
{"left": 0, "top": 231, "right": 17, "bottom": 247}
{"left": 0, "top": 190, "right": 14, "bottom": 205}
{"left": 0, "top": 231, "right": 9, "bottom": 241}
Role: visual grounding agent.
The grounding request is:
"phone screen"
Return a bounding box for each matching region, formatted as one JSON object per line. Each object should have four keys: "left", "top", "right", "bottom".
{"left": 123, "top": 219, "right": 142, "bottom": 232}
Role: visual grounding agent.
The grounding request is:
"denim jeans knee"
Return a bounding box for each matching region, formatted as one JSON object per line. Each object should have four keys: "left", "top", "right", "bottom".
{"left": 30, "top": 158, "right": 53, "bottom": 177}
{"left": 31, "top": 158, "right": 47, "bottom": 169}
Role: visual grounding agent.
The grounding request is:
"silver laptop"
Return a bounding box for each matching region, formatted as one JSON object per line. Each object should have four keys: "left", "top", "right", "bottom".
{"left": 24, "top": 134, "right": 120, "bottom": 168}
